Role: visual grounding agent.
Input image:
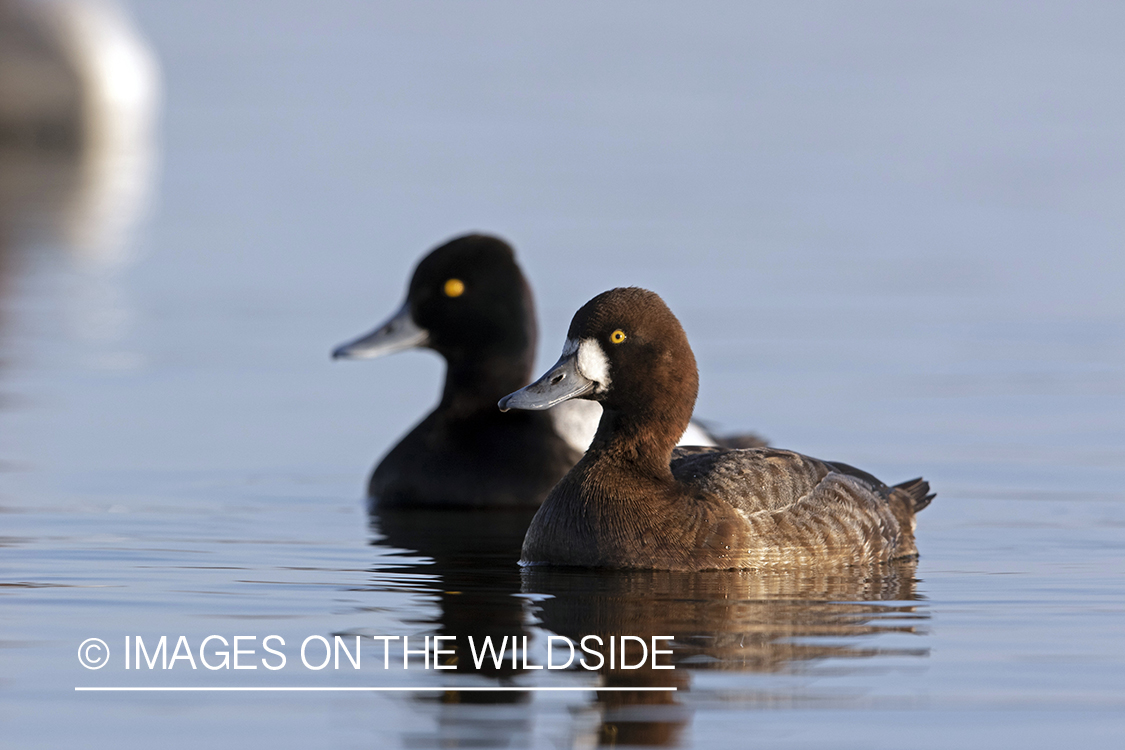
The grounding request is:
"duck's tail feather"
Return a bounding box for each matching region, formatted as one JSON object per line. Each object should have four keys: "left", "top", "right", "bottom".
{"left": 893, "top": 477, "right": 934, "bottom": 513}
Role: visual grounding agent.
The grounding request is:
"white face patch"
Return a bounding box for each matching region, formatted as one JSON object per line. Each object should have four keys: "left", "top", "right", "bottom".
{"left": 575, "top": 337, "right": 611, "bottom": 392}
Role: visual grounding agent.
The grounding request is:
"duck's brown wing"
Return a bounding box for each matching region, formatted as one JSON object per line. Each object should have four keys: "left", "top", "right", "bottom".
{"left": 671, "top": 448, "right": 929, "bottom": 563}
{"left": 672, "top": 447, "right": 840, "bottom": 514}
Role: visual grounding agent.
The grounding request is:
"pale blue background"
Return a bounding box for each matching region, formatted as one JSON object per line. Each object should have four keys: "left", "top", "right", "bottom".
{"left": 3, "top": 2, "right": 1123, "bottom": 748}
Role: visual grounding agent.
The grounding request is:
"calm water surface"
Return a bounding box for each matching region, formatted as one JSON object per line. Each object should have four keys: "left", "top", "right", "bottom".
{"left": 3, "top": 2, "right": 1125, "bottom": 748}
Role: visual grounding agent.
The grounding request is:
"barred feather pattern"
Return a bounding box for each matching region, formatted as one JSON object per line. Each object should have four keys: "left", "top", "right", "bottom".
{"left": 671, "top": 448, "right": 913, "bottom": 566}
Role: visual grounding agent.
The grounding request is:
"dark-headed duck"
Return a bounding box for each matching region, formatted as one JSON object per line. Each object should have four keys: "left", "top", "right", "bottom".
{"left": 499, "top": 287, "right": 933, "bottom": 570}
{"left": 333, "top": 236, "right": 754, "bottom": 509}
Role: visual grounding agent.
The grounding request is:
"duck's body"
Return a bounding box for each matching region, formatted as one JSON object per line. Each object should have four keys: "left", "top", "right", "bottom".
{"left": 334, "top": 236, "right": 757, "bottom": 509}
{"left": 368, "top": 388, "right": 581, "bottom": 508}
{"left": 523, "top": 445, "right": 931, "bottom": 570}
{"left": 501, "top": 287, "right": 933, "bottom": 570}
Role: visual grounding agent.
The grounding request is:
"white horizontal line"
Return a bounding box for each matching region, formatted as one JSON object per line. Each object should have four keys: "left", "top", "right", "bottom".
{"left": 75, "top": 686, "right": 676, "bottom": 692}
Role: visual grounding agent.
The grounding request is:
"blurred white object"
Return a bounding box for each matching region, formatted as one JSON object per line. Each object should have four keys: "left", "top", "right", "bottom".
{"left": 0, "top": 0, "right": 160, "bottom": 265}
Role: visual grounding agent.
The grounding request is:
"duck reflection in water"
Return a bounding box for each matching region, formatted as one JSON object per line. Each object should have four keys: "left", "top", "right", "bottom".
{"left": 370, "top": 507, "right": 537, "bottom": 697}
{"left": 365, "top": 506, "right": 543, "bottom": 748}
{"left": 365, "top": 508, "right": 928, "bottom": 748}
{"left": 522, "top": 561, "right": 927, "bottom": 747}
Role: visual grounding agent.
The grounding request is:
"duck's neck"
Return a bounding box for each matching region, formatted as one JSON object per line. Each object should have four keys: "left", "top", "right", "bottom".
{"left": 585, "top": 406, "right": 683, "bottom": 483}
{"left": 440, "top": 351, "right": 533, "bottom": 418}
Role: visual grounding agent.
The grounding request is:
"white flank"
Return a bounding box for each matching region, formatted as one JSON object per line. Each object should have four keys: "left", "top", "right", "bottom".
{"left": 678, "top": 421, "right": 719, "bottom": 447}
{"left": 551, "top": 399, "right": 603, "bottom": 453}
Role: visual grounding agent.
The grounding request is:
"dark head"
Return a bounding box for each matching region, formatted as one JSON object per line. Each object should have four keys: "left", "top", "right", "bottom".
{"left": 332, "top": 234, "right": 537, "bottom": 371}
{"left": 500, "top": 287, "right": 699, "bottom": 455}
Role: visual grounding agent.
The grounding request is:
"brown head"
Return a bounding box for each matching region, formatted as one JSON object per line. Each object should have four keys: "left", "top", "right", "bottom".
{"left": 500, "top": 287, "right": 699, "bottom": 462}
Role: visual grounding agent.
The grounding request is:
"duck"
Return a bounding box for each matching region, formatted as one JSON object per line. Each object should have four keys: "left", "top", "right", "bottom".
{"left": 333, "top": 235, "right": 761, "bottom": 509}
{"left": 498, "top": 287, "right": 934, "bottom": 570}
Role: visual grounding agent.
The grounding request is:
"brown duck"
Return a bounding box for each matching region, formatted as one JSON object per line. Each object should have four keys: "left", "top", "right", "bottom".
{"left": 499, "top": 287, "right": 933, "bottom": 570}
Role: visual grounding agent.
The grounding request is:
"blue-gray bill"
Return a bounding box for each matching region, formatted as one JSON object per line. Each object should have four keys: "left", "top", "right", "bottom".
{"left": 332, "top": 301, "right": 429, "bottom": 359}
{"left": 498, "top": 353, "right": 595, "bottom": 412}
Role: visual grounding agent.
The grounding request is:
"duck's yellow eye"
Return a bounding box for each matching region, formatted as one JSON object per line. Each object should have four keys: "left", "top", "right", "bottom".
{"left": 443, "top": 278, "right": 465, "bottom": 298}
{"left": 609, "top": 329, "right": 626, "bottom": 344}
